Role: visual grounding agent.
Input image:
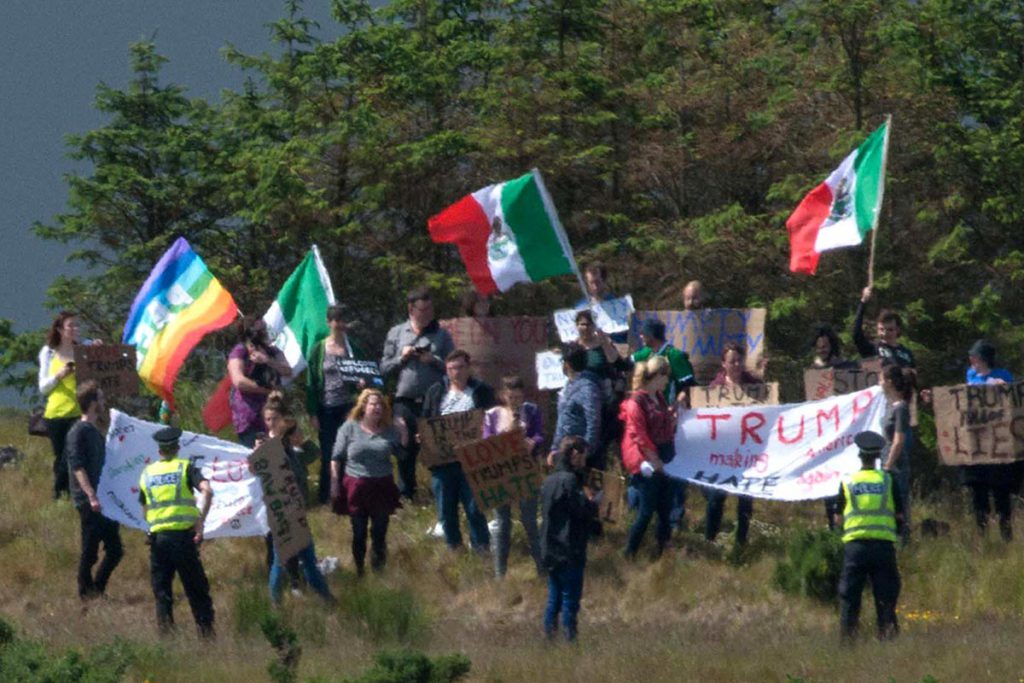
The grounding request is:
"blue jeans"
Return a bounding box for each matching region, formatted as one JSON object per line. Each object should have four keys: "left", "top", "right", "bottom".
{"left": 493, "top": 497, "right": 541, "bottom": 576}
{"left": 431, "top": 463, "right": 490, "bottom": 550}
{"left": 625, "top": 472, "right": 674, "bottom": 557}
{"left": 544, "top": 563, "right": 585, "bottom": 641}
{"left": 269, "top": 542, "right": 332, "bottom": 605}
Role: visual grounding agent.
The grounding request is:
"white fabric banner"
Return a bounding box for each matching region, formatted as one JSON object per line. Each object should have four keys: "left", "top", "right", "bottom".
{"left": 554, "top": 294, "right": 634, "bottom": 342}
{"left": 98, "top": 409, "right": 269, "bottom": 537}
{"left": 667, "top": 386, "right": 887, "bottom": 501}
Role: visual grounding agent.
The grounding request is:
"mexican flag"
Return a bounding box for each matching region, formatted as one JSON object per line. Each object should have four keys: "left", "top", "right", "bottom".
{"left": 428, "top": 169, "right": 580, "bottom": 294}
{"left": 786, "top": 120, "right": 890, "bottom": 274}
{"left": 263, "top": 245, "right": 336, "bottom": 375}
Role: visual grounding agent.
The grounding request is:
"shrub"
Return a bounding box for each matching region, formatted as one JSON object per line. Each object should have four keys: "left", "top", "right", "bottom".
{"left": 341, "top": 649, "right": 471, "bottom": 683}
{"left": 0, "top": 616, "right": 138, "bottom": 683}
{"left": 261, "top": 612, "right": 302, "bottom": 683}
{"left": 773, "top": 529, "right": 844, "bottom": 604}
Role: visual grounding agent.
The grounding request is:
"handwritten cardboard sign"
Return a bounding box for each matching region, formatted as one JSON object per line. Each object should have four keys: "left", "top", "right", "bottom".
{"left": 630, "top": 309, "right": 765, "bottom": 383}
{"left": 690, "top": 382, "right": 779, "bottom": 408}
{"left": 456, "top": 428, "right": 542, "bottom": 510}
{"left": 75, "top": 344, "right": 138, "bottom": 398}
{"left": 585, "top": 468, "right": 625, "bottom": 523}
{"left": 417, "top": 409, "right": 485, "bottom": 469}
{"left": 536, "top": 351, "right": 568, "bottom": 390}
{"left": 934, "top": 382, "right": 1024, "bottom": 466}
{"left": 248, "top": 437, "right": 311, "bottom": 562}
{"left": 440, "top": 317, "right": 549, "bottom": 393}
{"left": 554, "top": 295, "right": 635, "bottom": 342}
{"left": 335, "top": 358, "right": 384, "bottom": 387}
{"left": 803, "top": 359, "right": 883, "bottom": 401}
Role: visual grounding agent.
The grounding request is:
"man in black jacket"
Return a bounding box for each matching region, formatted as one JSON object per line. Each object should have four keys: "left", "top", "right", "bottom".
{"left": 541, "top": 436, "right": 599, "bottom": 642}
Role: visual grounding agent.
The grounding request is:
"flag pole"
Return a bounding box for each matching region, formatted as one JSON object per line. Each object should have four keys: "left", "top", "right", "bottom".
{"left": 866, "top": 114, "right": 892, "bottom": 288}
{"left": 531, "top": 168, "right": 590, "bottom": 303}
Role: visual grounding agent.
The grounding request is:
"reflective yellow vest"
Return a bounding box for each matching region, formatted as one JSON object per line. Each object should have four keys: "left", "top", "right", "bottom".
{"left": 139, "top": 458, "right": 199, "bottom": 533}
{"left": 841, "top": 469, "right": 898, "bottom": 543}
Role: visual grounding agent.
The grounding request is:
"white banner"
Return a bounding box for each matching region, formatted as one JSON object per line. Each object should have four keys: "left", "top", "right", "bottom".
{"left": 667, "top": 386, "right": 886, "bottom": 501}
{"left": 554, "top": 295, "right": 634, "bottom": 342}
{"left": 98, "top": 409, "right": 268, "bottom": 537}
{"left": 535, "top": 351, "right": 567, "bottom": 390}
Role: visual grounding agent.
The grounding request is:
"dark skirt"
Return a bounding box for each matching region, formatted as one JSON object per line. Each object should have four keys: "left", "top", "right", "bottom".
{"left": 334, "top": 475, "right": 402, "bottom": 517}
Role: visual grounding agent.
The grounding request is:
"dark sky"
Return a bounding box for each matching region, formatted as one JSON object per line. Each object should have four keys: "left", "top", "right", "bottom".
{"left": 0, "top": 1, "right": 339, "bottom": 405}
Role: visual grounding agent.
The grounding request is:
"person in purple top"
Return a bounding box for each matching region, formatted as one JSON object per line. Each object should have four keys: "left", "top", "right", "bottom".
{"left": 961, "top": 339, "right": 1019, "bottom": 540}
{"left": 227, "top": 316, "right": 292, "bottom": 447}
{"left": 483, "top": 375, "right": 545, "bottom": 577}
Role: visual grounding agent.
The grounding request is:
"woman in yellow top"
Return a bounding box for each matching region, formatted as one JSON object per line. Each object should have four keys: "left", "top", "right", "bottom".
{"left": 37, "top": 311, "right": 92, "bottom": 499}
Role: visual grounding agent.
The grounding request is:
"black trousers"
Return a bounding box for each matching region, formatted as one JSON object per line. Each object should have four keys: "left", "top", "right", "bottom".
{"left": 317, "top": 404, "right": 351, "bottom": 504}
{"left": 77, "top": 506, "right": 123, "bottom": 598}
{"left": 967, "top": 482, "right": 1013, "bottom": 538}
{"left": 838, "top": 540, "right": 900, "bottom": 640}
{"left": 46, "top": 416, "right": 77, "bottom": 498}
{"left": 351, "top": 512, "right": 390, "bottom": 572}
{"left": 392, "top": 397, "right": 424, "bottom": 499}
{"left": 150, "top": 530, "right": 215, "bottom": 637}
{"left": 704, "top": 488, "right": 754, "bottom": 545}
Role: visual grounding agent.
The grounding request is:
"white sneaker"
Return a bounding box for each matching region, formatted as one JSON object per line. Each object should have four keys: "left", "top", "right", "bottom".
{"left": 488, "top": 519, "right": 500, "bottom": 534}
{"left": 427, "top": 522, "right": 446, "bottom": 539}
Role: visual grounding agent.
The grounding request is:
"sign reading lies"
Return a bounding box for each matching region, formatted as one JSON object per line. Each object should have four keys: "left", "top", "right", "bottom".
{"left": 249, "top": 437, "right": 312, "bottom": 562}
{"left": 630, "top": 309, "right": 766, "bottom": 383}
{"left": 803, "top": 359, "right": 883, "bottom": 401}
{"left": 75, "top": 344, "right": 138, "bottom": 398}
{"left": 690, "top": 382, "right": 779, "bottom": 408}
{"left": 417, "top": 409, "right": 485, "bottom": 468}
{"left": 934, "top": 381, "right": 1024, "bottom": 466}
{"left": 456, "top": 428, "right": 542, "bottom": 510}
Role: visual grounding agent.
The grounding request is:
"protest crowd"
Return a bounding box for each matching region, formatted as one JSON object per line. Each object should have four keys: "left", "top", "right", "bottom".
{"left": 31, "top": 141, "right": 1023, "bottom": 646}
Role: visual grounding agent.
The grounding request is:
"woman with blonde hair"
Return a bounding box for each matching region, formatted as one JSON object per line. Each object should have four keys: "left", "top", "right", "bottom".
{"left": 331, "top": 389, "right": 407, "bottom": 575}
{"left": 619, "top": 356, "right": 677, "bottom": 559}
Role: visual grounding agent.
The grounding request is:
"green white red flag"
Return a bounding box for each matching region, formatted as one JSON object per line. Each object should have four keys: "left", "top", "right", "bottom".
{"left": 786, "top": 121, "right": 890, "bottom": 274}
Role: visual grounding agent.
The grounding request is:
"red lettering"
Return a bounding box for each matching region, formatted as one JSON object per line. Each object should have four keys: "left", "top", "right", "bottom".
{"left": 741, "top": 412, "right": 766, "bottom": 445}
{"left": 816, "top": 405, "right": 840, "bottom": 437}
{"left": 697, "top": 413, "right": 731, "bottom": 439}
{"left": 851, "top": 390, "right": 874, "bottom": 422}
{"left": 777, "top": 413, "right": 805, "bottom": 444}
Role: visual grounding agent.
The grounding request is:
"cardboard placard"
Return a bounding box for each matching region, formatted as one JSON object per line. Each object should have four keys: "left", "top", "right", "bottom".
{"left": 933, "top": 382, "right": 1024, "bottom": 465}
{"left": 630, "top": 309, "right": 766, "bottom": 383}
{"left": 439, "top": 317, "right": 549, "bottom": 393}
{"left": 74, "top": 344, "right": 138, "bottom": 398}
{"left": 248, "top": 437, "right": 312, "bottom": 562}
{"left": 334, "top": 358, "right": 384, "bottom": 387}
{"left": 803, "top": 359, "right": 883, "bottom": 401}
{"left": 553, "top": 295, "right": 635, "bottom": 342}
{"left": 417, "top": 409, "right": 485, "bottom": 469}
{"left": 690, "top": 382, "right": 779, "bottom": 408}
{"left": 585, "top": 468, "right": 625, "bottom": 524}
{"left": 536, "top": 351, "right": 567, "bottom": 391}
{"left": 456, "top": 428, "right": 542, "bottom": 510}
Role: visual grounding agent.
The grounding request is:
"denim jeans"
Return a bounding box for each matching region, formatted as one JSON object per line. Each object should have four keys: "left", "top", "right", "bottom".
{"left": 544, "top": 563, "right": 585, "bottom": 641}
{"left": 431, "top": 463, "right": 490, "bottom": 550}
{"left": 625, "top": 472, "right": 674, "bottom": 557}
{"left": 492, "top": 497, "right": 541, "bottom": 576}
{"left": 269, "top": 542, "right": 332, "bottom": 605}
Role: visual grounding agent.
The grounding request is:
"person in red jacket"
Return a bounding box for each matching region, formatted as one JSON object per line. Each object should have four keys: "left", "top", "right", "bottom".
{"left": 620, "top": 356, "right": 677, "bottom": 560}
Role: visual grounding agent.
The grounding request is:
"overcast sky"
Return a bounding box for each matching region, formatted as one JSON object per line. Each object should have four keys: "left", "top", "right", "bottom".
{"left": 0, "top": 1, "right": 339, "bottom": 405}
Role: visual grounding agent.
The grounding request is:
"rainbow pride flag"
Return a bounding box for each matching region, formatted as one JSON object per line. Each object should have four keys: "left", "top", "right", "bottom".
{"left": 122, "top": 237, "right": 239, "bottom": 408}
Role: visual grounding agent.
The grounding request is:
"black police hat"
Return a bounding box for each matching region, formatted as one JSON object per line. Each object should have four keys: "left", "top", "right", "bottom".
{"left": 153, "top": 427, "right": 182, "bottom": 448}
{"left": 854, "top": 431, "right": 885, "bottom": 458}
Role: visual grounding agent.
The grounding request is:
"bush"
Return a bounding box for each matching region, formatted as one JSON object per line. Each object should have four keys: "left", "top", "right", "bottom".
{"left": 341, "top": 649, "right": 470, "bottom": 683}
{"left": 773, "top": 529, "right": 844, "bottom": 604}
{"left": 0, "top": 616, "right": 138, "bottom": 683}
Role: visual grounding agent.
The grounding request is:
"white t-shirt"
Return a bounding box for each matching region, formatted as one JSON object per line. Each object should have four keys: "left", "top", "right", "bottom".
{"left": 440, "top": 388, "right": 474, "bottom": 415}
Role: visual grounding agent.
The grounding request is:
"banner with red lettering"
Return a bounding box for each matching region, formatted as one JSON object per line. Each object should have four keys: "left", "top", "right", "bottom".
{"left": 667, "top": 386, "right": 886, "bottom": 500}
{"left": 98, "top": 409, "right": 269, "bottom": 537}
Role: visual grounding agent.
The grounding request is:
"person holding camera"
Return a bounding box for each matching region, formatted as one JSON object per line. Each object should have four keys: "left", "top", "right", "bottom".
{"left": 227, "top": 316, "right": 292, "bottom": 447}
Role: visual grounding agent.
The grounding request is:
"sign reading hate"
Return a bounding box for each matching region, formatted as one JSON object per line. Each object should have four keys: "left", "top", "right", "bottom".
{"left": 803, "top": 359, "right": 883, "bottom": 401}
{"left": 690, "top": 382, "right": 779, "bottom": 408}
{"left": 440, "top": 317, "right": 549, "bottom": 393}
{"left": 417, "top": 409, "right": 485, "bottom": 469}
{"left": 75, "top": 344, "right": 138, "bottom": 398}
{"left": 456, "top": 428, "right": 542, "bottom": 510}
{"left": 933, "top": 381, "right": 1024, "bottom": 466}
{"left": 249, "top": 437, "right": 312, "bottom": 562}
{"left": 630, "top": 309, "right": 766, "bottom": 383}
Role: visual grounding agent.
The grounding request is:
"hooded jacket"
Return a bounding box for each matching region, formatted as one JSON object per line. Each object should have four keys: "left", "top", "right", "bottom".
{"left": 550, "top": 370, "right": 603, "bottom": 456}
{"left": 540, "top": 450, "right": 597, "bottom": 571}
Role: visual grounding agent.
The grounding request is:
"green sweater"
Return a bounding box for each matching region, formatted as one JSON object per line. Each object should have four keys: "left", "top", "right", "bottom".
{"left": 632, "top": 343, "right": 695, "bottom": 402}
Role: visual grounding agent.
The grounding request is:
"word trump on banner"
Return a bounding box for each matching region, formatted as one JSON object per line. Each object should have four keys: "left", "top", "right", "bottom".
{"left": 933, "top": 381, "right": 1024, "bottom": 466}
{"left": 668, "top": 387, "right": 886, "bottom": 501}
{"left": 631, "top": 309, "right": 766, "bottom": 383}
{"left": 418, "top": 409, "right": 485, "bottom": 469}
{"left": 554, "top": 295, "right": 635, "bottom": 342}
{"left": 690, "top": 383, "right": 779, "bottom": 408}
{"left": 99, "top": 410, "right": 267, "bottom": 538}
{"left": 75, "top": 344, "right": 138, "bottom": 398}
{"left": 804, "top": 359, "right": 883, "bottom": 401}
{"left": 249, "top": 437, "right": 312, "bottom": 562}
{"left": 441, "top": 317, "right": 548, "bottom": 393}
{"left": 456, "top": 428, "right": 542, "bottom": 510}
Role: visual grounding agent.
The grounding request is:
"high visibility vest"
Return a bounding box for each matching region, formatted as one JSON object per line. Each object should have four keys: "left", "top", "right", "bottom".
{"left": 139, "top": 458, "right": 199, "bottom": 533}
{"left": 841, "top": 469, "right": 898, "bottom": 543}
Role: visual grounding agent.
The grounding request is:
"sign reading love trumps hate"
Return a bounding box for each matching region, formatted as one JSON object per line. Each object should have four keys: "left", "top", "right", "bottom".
{"left": 456, "top": 429, "right": 542, "bottom": 510}
{"left": 667, "top": 386, "right": 886, "bottom": 501}
{"left": 630, "top": 308, "right": 766, "bottom": 383}
{"left": 933, "top": 381, "right": 1024, "bottom": 466}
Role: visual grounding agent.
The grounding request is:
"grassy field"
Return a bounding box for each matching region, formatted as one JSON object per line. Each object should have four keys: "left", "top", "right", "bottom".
{"left": 2, "top": 413, "right": 1024, "bottom": 682}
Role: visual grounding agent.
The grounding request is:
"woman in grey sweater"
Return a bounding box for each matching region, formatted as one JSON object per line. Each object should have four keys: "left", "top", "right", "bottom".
{"left": 331, "top": 389, "right": 407, "bottom": 575}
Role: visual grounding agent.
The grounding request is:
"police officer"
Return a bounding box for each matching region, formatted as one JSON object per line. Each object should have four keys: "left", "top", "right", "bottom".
{"left": 832, "top": 431, "right": 904, "bottom": 642}
{"left": 138, "top": 427, "right": 216, "bottom": 638}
